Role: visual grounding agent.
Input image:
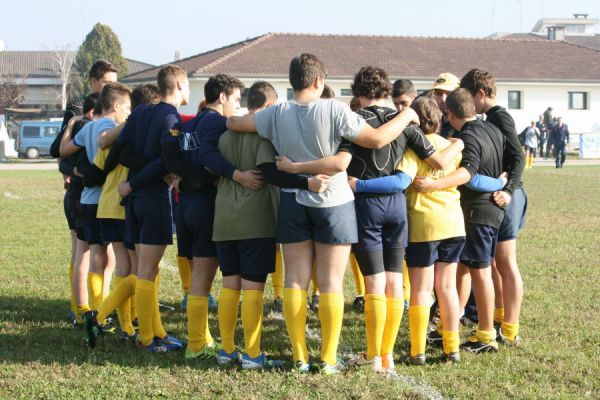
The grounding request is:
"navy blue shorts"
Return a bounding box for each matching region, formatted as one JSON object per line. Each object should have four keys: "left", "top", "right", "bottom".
{"left": 78, "top": 204, "right": 105, "bottom": 245}
{"left": 352, "top": 193, "right": 407, "bottom": 253}
{"left": 276, "top": 192, "right": 357, "bottom": 244}
{"left": 460, "top": 224, "right": 499, "bottom": 269}
{"left": 216, "top": 238, "right": 276, "bottom": 283}
{"left": 175, "top": 194, "right": 217, "bottom": 258}
{"left": 406, "top": 236, "right": 466, "bottom": 267}
{"left": 99, "top": 218, "right": 126, "bottom": 244}
{"left": 497, "top": 187, "right": 528, "bottom": 242}
{"left": 124, "top": 196, "right": 173, "bottom": 246}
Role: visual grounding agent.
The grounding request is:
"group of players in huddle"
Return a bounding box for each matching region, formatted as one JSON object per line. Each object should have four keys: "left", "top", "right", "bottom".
{"left": 51, "top": 53, "right": 526, "bottom": 374}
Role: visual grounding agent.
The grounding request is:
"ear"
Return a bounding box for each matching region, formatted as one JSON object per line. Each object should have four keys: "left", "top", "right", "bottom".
{"left": 312, "top": 76, "right": 323, "bottom": 90}
{"left": 219, "top": 92, "right": 228, "bottom": 105}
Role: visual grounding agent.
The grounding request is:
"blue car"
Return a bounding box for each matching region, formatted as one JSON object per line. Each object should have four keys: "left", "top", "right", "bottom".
{"left": 16, "top": 121, "right": 61, "bottom": 159}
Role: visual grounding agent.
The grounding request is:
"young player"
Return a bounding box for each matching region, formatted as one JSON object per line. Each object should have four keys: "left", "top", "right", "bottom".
{"left": 431, "top": 73, "right": 460, "bottom": 138}
{"left": 59, "top": 82, "right": 131, "bottom": 328}
{"left": 460, "top": 69, "right": 527, "bottom": 345}
{"left": 413, "top": 88, "right": 506, "bottom": 353}
{"left": 392, "top": 79, "right": 417, "bottom": 113}
{"left": 228, "top": 54, "right": 434, "bottom": 374}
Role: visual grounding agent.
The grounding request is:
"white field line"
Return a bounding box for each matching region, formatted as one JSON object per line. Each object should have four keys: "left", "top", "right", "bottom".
{"left": 3, "top": 192, "right": 21, "bottom": 199}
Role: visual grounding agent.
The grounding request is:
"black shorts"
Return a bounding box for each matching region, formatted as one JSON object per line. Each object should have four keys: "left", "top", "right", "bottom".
{"left": 460, "top": 224, "right": 499, "bottom": 269}
{"left": 352, "top": 193, "right": 408, "bottom": 253}
{"left": 276, "top": 192, "right": 358, "bottom": 244}
{"left": 63, "top": 189, "right": 81, "bottom": 230}
{"left": 99, "top": 218, "right": 127, "bottom": 244}
{"left": 216, "top": 238, "right": 276, "bottom": 283}
{"left": 174, "top": 194, "right": 217, "bottom": 258}
{"left": 354, "top": 247, "right": 405, "bottom": 276}
{"left": 78, "top": 204, "right": 105, "bottom": 245}
{"left": 124, "top": 196, "right": 173, "bottom": 246}
{"left": 406, "top": 237, "right": 466, "bottom": 267}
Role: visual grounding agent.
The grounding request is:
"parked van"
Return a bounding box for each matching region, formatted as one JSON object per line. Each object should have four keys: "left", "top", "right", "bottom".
{"left": 16, "top": 121, "right": 62, "bottom": 159}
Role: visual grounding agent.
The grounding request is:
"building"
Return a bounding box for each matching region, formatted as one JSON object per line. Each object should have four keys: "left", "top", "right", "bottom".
{"left": 122, "top": 32, "right": 600, "bottom": 135}
{"left": 0, "top": 50, "right": 154, "bottom": 111}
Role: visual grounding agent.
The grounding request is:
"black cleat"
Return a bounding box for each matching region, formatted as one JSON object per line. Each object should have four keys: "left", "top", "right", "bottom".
{"left": 352, "top": 296, "right": 365, "bottom": 312}
{"left": 83, "top": 311, "right": 103, "bottom": 348}
{"left": 440, "top": 352, "right": 461, "bottom": 363}
{"left": 408, "top": 354, "right": 426, "bottom": 366}
{"left": 426, "top": 330, "right": 444, "bottom": 348}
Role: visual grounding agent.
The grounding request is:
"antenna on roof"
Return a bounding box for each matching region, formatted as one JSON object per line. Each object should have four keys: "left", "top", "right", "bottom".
{"left": 573, "top": 14, "right": 588, "bottom": 19}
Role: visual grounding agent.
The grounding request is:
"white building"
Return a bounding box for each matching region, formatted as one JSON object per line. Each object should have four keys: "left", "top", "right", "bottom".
{"left": 122, "top": 32, "right": 600, "bottom": 135}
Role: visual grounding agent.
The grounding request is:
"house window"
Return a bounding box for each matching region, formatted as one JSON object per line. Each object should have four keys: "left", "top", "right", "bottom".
{"left": 569, "top": 92, "right": 588, "bottom": 110}
{"left": 340, "top": 89, "right": 352, "bottom": 97}
{"left": 508, "top": 91, "right": 522, "bottom": 109}
{"left": 240, "top": 88, "right": 249, "bottom": 108}
{"left": 287, "top": 88, "right": 294, "bottom": 100}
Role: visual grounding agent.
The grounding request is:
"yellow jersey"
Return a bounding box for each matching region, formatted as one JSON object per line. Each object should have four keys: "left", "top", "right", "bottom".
{"left": 94, "top": 147, "right": 129, "bottom": 220}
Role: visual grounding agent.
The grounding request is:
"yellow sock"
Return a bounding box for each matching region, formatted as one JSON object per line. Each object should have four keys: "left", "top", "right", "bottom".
{"left": 365, "top": 294, "right": 386, "bottom": 359}
{"left": 187, "top": 295, "right": 210, "bottom": 352}
{"left": 409, "top": 305, "right": 430, "bottom": 357}
{"left": 75, "top": 303, "right": 91, "bottom": 323}
{"left": 177, "top": 257, "right": 191, "bottom": 294}
{"left": 442, "top": 330, "right": 460, "bottom": 354}
{"left": 97, "top": 275, "right": 136, "bottom": 334}
{"left": 311, "top": 263, "right": 319, "bottom": 295}
{"left": 218, "top": 288, "right": 240, "bottom": 354}
{"left": 130, "top": 290, "right": 137, "bottom": 322}
{"left": 283, "top": 288, "right": 308, "bottom": 363}
{"left": 87, "top": 272, "right": 104, "bottom": 310}
{"left": 318, "top": 293, "right": 344, "bottom": 365}
{"left": 382, "top": 297, "right": 404, "bottom": 355}
{"left": 69, "top": 260, "right": 76, "bottom": 313}
{"left": 501, "top": 321, "right": 520, "bottom": 341}
{"left": 272, "top": 249, "right": 284, "bottom": 299}
{"left": 242, "top": 290, "right": 264, "bottom": 358}
{"left": 494, "top": 308, "right": 505, "bottom": 325}
{"left": 135, "top": 279, "right": 155, "bottom": 346}
{"left": 476, "top": 328, "right": 497, "bottom": 343}
{"left": 152, "top": 273, "right": 167, "bottom": 340}
{"left": 350, "top": 253, "right": 365, "bottom": 297}
{"left": 402, "top": 261, "right": 411, "bottom": 303}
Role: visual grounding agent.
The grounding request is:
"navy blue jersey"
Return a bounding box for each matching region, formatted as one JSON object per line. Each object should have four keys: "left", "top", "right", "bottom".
{"left": 119, "top": 102, "right": 181, "bottom": 198}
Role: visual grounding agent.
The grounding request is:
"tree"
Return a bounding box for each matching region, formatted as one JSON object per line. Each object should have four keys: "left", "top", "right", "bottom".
{"left": 72, "top": 23, "right": 128, "bottom": 99}
{"left": 0, "top": 60, "right": 27, "bottom": 111}
{"left": 51, "top": 50, "right": 76, "bottom": 110}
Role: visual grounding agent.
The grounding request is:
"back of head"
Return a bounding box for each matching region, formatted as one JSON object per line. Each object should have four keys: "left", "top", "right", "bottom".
{"left": 392, "top": 79, "right": 416, "bottom": 98}
{"left": 100, "top": 82, "right": 132, "bottom": 113}
{"left": 131, "top": 83, "right": 160, "bottom": 109}
{"left": 83, "top": 92, "right": 101, "bottom": 115}
{"left": 349, "top": 96, "right": 361, "bottom": 112}
{"left": 351, "top": 66, "right": 391, "bottom": 99}
{"left": 247, "top": 81, "right": 278, "bottom": 111}
{"left": 321, "top": 84, "right": 335, "bottom": 99}
{"left": 289, "top": 53, "right": 327, "bottom": 91}
{"left": 88, "top": 59, "right": 118, "bottom": 81}
{"left": 204, "top": 74, "right": 244, "bottom": 104}
{"left": 157, "top": 65, "right": 187, "bottom": 97}
{"left": 460, "top": 68, "right": 496, "bottom": 98}
{"left": 411, "top": 95, "right": 442, "bottom": 134}
{"left": 445, "top": 88, "right": 476, "bottom": 119}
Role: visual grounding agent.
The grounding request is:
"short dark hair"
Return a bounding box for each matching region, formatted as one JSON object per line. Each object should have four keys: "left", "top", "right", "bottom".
{"left": 157, "top": 65, "right": 187, "bottom": 97}
{"left": 131, "top": 83, "right": 160, "bottom": 109}
{"left": 351, "top": 66, "right": 392, "bottom": 99}
{"left": 411, "top": 95, "right": 442, "bottom": 134}
{"left": 88, "top": 59, "right": 118, "bottom": 81}
{"left": 289, "top": 53, "right": 327, "bottom": 91}
{"left": 204, "top": 74, "right": 244, "bottom": 104}
{"left": 460, "top": 68, "right": 496, "bottom": 97}
{"left": 445, "top": 88, "right": 476, "bottom": 119}
{"left": 247, "top": 81, "right": 278, "bottom": 110}
{"left": 83, "top": 92, "right": 100, "bottom": 115}
{"left": 100, "top": 82, "right": 131, "bottom": 113}
{"left": 321, "top": 84, "right": 335, "bottom": 99}
{"left": 392, "top": 79, "right": 416, "bottom": 98}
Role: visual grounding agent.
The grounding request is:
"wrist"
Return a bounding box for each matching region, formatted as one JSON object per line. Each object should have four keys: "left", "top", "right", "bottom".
{"left": 232, "top": 169, "right": 242, "bottom": 182}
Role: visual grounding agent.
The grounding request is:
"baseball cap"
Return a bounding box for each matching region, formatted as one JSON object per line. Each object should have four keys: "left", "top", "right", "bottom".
{"left": 432, "top": 73, "right": 460, "bottom": 92}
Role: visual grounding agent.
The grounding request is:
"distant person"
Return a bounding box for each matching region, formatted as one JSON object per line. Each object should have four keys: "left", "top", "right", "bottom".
{"left": 349, "top": 96, "right": 361, "bottom": 112}
{"left": 536, "top": 115, "right": 547, "bottom": 158}
{"left": 321, "top": 84, "right": 335, "bottom": 99}
{"left": 523, "top": 121, "right": 539, "bottom": 168}
{"left": 432, "top": 73, "right": 460, "bottom": 138}
{"left": 392, "top": 79, "right": 417, "bottom": 112}
{"left": 550, "top": 117, "right": 569, "bottom": 168}
{"left": 543, "top": 107, "right": 553, "bottom": 131}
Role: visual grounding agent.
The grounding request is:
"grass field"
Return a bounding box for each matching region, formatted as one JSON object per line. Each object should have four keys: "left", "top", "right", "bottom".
{"left": 0, "top": 166, "right": 599, "bottom": 399}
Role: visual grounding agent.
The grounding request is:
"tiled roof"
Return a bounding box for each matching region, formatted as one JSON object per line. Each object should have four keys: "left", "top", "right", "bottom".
{"left": 0, "top": 51, "right": 154, "bottom": 79}
{"left": 496, "top": 32, "right": 600, "bottom": 51}
{"left": 122, "top": 32, "right": 600, "bottom": 83}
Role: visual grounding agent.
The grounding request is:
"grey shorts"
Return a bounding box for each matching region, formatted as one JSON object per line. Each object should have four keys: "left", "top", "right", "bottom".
{"left": 276, "top": 192, "right": 358, "bottom": 244}
{"left": 497, "top": 187, "right": 528, "bottom": 242}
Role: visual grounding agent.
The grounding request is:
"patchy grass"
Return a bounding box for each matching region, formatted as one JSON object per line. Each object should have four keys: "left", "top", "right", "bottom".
{"left": 0, "top": 167, "right": 598, "bottom": 399}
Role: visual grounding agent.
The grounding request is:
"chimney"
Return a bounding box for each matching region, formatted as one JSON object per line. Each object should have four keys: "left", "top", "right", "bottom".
{"left": 174, "top": 51, "right": 181, "bottom": 61}
{"left": 547, "top": 26, "right": 565, "bottom": 41}
{"left": 573, "top": 14, "right": 588, "bottom": 19}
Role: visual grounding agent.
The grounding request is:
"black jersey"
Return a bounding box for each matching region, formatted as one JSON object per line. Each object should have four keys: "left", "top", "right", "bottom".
{"left": 344, "top": 106, "right": 435, "bottom": 184}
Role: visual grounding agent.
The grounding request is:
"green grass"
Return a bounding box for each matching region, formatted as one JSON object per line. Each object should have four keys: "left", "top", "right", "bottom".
{"left": 0, "top": 167, "right": 599, "bottom": 399}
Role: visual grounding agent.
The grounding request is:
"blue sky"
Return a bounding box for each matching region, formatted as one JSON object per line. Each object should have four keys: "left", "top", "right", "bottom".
{"left": 2, "top": 0, "right": 599, "bottom": 65}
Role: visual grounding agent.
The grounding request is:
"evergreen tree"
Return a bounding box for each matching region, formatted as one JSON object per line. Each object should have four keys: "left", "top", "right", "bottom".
{"left": 71, "top": 23, "right": 128, "bottom": 100}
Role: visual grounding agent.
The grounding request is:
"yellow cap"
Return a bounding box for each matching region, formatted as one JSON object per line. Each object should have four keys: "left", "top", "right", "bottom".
{"left": 432, "top": 73, "right": 460, "bottom": 92}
